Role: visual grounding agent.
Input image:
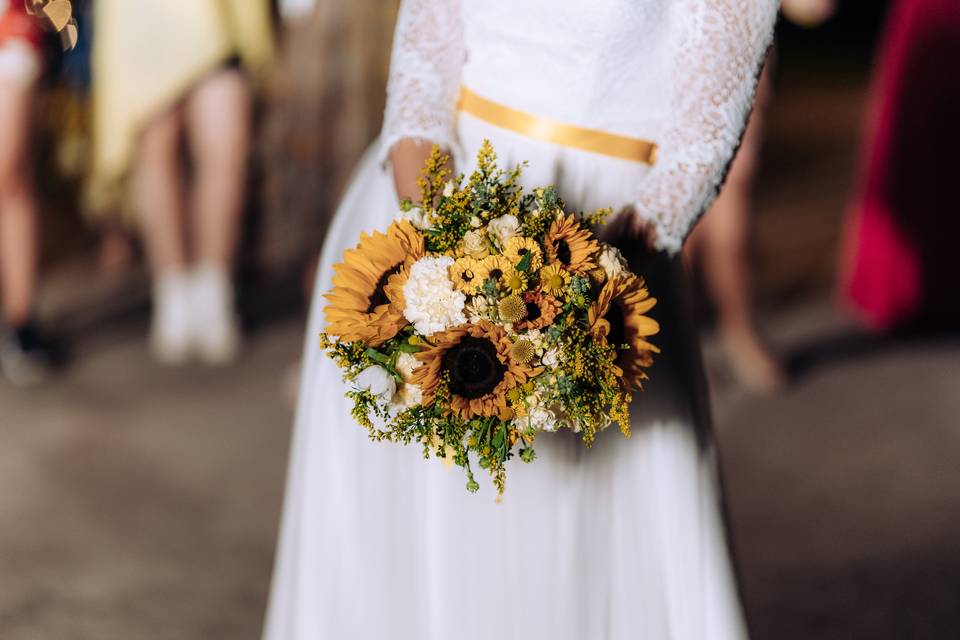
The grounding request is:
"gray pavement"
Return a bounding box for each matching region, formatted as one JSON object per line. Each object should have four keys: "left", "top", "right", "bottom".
{"left": 0, "top": 322, "right": 301, "bottom": 640}
{"left": 1, "top": 301, "right": 958, "bottom": 639}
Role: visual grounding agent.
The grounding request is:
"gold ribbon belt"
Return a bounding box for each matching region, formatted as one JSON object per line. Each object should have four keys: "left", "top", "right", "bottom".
{"left": 456, "top": 87, "right": 659, "bottom": 165}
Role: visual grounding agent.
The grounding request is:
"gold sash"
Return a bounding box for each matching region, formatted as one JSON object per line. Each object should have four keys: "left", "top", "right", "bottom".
{"left": 457, "top": 87, "right": 659, "bottom": 165}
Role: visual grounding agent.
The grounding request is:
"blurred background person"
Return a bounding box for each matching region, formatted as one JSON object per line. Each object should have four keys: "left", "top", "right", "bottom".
{"left": 0, "top": 0, "right": 59, "bottom": 385}
{"left": 91, "top": 1, "right": 274, "bottom": 365}
{"left": 840, "top": 0, "right": 960, "bottom": 333}
{"left": 261, "top": 0, "right": 399, "bottom": 301}
{"left": 685, "top": 0, "right": 837, "bottom": 393}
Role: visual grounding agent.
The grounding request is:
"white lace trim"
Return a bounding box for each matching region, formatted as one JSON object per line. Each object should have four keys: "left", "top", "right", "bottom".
{"left": 379, "top": 0, "right": 464, "bottom": 164}
{"left": 636, "top": 0, "right": 778, "bottom": 254}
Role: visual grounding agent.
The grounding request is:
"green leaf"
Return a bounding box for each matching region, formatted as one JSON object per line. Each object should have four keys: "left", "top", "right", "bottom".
{"left": 397, "top": 342, "right": 421, "bottom": 353}
{"left": 364, "top": 348, "right": 390, "bottom": 364}
{"left": 516, "top": 251, "right": 532, "bottom": 273}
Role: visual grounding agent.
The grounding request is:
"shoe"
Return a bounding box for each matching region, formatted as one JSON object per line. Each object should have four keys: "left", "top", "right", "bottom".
{"left": 150, "top": 271, "right": 192, "bottom": 365}
{"left": 724, "top": 330, "right": 786, "bottom": 393}
{"left": 0, "top": 322, "right": 61, "bottom": 387}
{"left": 188, "top": 264, "right": 241, "bottom": 366}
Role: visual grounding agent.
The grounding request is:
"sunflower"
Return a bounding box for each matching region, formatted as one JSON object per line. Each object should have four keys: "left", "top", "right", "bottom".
{"left": 449, "top": 257, "right": 488, "bottom": 293}
{"left": 545, "top": 214, "right": 600, "bottom": 273}
{"left": 503, "top": 236, "right": 543, "bottom": 271}
{"left": 323, "top": 221, "right": 424, "bottom": 346}
{"left": 515, "top": 291, "right": 562, "bottom": 331}
{"left": 588, "top": 274, "right": 660, "bottom": 391}
{"left": 539, "top": 263, "right": 571, "bottom": 296}
{"left": 412, "top": 320, "right": 541, "bottom": 420}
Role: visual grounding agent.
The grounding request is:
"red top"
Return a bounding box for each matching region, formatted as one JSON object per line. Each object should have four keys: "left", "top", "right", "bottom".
{"left": 0, "top": 1, "right": 44, "bottom": 50}
{"left": 840, "top": 0, "right": 960, "bottom": 331}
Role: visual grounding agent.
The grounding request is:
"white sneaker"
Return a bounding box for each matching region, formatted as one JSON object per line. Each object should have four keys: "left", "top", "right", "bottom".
{"left": 150, "top": 271, "right": 192, "bottom": 365}
{"left": 188, "top": 264, "right": 241, "bottom": 366}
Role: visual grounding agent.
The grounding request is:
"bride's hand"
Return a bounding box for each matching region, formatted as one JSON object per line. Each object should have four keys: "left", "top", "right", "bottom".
{"left": 389, "top": 138, "right": 454, "bottom": 205}
{"left": 601, "top": 206, "right": 657, "bottom": 252}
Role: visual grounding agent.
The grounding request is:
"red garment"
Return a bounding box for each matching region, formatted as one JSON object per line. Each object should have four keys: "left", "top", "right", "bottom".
{"left": 840, "top": 0, "right": 960, "bottom": 331}
{"left": 0, "top": 1, "right": 44, "bottom": 50}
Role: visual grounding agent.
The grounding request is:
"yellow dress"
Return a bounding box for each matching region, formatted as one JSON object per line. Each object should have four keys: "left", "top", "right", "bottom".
{"left": 91, "top": 0, "right": 273, "bottom": 215}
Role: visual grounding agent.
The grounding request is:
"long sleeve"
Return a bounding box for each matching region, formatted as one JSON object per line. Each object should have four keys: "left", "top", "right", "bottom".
{"left": 379, "top": 0, "right": 464, "bottom": 162}
{"left": 634, "top": 0, "right": 779, "bottom": 254}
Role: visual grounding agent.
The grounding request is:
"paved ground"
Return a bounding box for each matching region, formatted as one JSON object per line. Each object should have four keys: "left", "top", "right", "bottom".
{"left": 1, "top": 300, "right": 958, "bottom": 640}
{"left": 0, "top": 323, "right": 300, "bottom": 640}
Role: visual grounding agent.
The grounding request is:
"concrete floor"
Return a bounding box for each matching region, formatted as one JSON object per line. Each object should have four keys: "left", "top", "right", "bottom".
{"left": 1, "top": 301, "right": 958, "bottom": 639}
{"left": 0, "top": 324, "right": 300, "bottom": 640}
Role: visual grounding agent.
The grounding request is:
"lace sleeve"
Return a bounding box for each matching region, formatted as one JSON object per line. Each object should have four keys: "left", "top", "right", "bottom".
{"left": 634, "top": 0, "right": 778, "bottom": 254}
{"left": 379, "top": 0, "right": 464, "bottom": 162}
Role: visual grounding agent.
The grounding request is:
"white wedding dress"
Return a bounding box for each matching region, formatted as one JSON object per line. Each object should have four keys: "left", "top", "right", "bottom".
{"left": 264, "top": 1, "right": 777, "bottom": 638}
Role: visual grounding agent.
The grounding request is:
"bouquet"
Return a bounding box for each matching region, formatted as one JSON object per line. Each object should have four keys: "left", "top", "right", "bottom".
{"left": 320, "top": 142, "right": 660, "bottom": 494}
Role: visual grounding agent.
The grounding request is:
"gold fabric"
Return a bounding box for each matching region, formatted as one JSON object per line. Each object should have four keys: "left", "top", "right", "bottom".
{"left": 457, "top": 87, "right": 659, "bottom": 165}
{"left": 91, "top": 0, "right": 274, "bottom": 217}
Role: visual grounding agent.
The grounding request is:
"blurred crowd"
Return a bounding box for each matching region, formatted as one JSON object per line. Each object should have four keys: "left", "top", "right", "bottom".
{"left": 0, "top": 0, "right": 956, "bottom": 389}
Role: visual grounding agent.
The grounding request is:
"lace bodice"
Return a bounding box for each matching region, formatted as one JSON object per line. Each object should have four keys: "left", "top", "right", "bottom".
{"left": 382, "top": 0, "right": 778, "bottom": 254}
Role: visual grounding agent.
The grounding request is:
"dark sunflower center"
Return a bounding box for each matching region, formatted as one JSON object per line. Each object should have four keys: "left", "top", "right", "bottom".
{"left": 443, "top": 336, "right": 506, "bottom": 399}
{"left": 489, "top": 268, "right": 503, "bottom": 281}
{"left": 525, "top": 301, "right": 542, "bottom": 322}
{"left": 367, "top": 263, "right": 403, "bottom": 312}
{"left": 605, "top": 303, "right": 627, "bottom": 363}
{"left": 556, "top": 239, "right": 572, "bottom": 266}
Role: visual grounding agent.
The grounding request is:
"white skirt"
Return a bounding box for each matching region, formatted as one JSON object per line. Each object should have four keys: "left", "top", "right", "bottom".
{"left": 263, "top": 116, "right": 748, "bottom": 640}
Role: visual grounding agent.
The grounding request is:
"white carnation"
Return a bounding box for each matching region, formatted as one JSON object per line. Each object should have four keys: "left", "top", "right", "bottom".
{"left": 354, "top": 365, "right": 396, "bottom": 404}
{"left": 487, "top": 214, "right": 520, "bottom": 248}
{"left": 396, "top": 206, "right": 429, "bottom": 230}
{"left": 403, "top": 256, "right": 467, "bottom": 335}
{"left": 598, "top": 245, "right": 629, "bottom": 280}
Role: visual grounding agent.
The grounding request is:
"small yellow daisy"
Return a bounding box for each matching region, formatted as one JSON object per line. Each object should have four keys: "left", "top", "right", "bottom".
{"left": 503, "top": 236, "right": 543, "bottom": 272}
{"left": 479, "top": 254, "right": 511, "bottom": 287}
{"left": 505, "top": 270, "right": 529, "bottom": 294}
{"left": 539, "top": 263, "right": 571, "bottom": 296}
{"left": 449, "top": 257, "right": 488, "bottom": 293}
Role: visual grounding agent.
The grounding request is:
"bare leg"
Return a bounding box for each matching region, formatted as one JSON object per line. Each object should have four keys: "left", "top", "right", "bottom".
{"left": 685, "top": 71, "right": 784, "bottom": 392}
{"left": 134, "top": 107, "right": 186, "bottom": 273}
{"left": 181, "top": 68, "right": 251, "bottom": 364}
{"left": 0, "top": 78, "right": 39, "bottom": 328}
{"left": 184, "top": 67, "right": 252, "bottom": 268}
{"left": 134, "top": 106, "right": 193, "bottom": 363}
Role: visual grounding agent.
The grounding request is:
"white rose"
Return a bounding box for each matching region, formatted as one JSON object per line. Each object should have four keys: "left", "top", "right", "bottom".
{"left": 598, "top": 245, "right": 629, "bottom": 280}
{"left": 462, "top": 230, "right": 489, "bottom": 258}
{"left": 354, "top": 365, "right": 397, "bottom": 403}
{"left": 442, "top": 180, "right": 456, "bottom": 198}
{"left": 395, "top": 352, "right": 420, "bottom": 383}
{"left": 403, "top": 256, "right": 467, "bottom": 335}
{"left": 396, "top": 206, "right": 429, "bottom": 230}
{"left": 487, "top": 214, "right": 520, "bottom": 248}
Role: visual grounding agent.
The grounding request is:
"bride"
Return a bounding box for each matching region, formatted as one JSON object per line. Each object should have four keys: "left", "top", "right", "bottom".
{"left": 264, "top": 1, "right": 777, "bottom": 638}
